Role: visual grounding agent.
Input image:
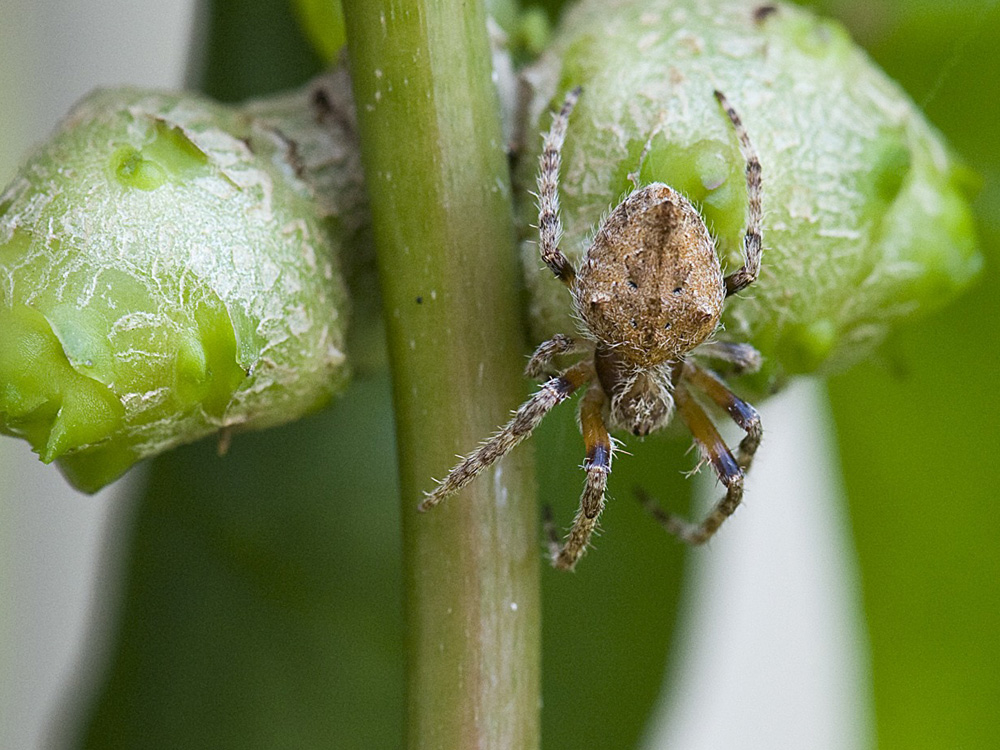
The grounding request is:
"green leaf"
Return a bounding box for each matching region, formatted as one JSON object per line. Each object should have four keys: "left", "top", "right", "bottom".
{"left": 537, "top": 411, "right": 691, "bottom": 750}
{"left": 76, "top": 374, "right": 405, "bottom": 750}
{"left": 198, "top": 0, "right": 323, "bottom": 102}
{"left": 818, "top": 1, "right": 1000, "bottom": 747}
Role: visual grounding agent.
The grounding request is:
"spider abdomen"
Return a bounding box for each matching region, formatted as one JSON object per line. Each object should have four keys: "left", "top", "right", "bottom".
{"left": 574, "top": 183, "right": 725, "bottom": 367}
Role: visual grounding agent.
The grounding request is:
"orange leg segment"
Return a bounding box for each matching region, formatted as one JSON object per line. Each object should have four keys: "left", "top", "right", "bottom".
{"left": 546, "top": 383, "right": 612, "bottom": 570}
{"left": 640, "top": 384, "right": 747, "bottom": 545}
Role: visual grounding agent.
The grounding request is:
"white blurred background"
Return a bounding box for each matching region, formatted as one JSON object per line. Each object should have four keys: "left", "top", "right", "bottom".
{"left": 0, "top": 2, "right": 196, "bottom": 748}
{"left": 643, "top": 381, "right": 874, "bottom": 750}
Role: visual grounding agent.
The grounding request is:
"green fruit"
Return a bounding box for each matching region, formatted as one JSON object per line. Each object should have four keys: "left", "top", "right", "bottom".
{"left": 0, "top": 71, "right": 364, "bottom": 492}
{"left": 516, "top": 0, "right": 982, "bottom": 395}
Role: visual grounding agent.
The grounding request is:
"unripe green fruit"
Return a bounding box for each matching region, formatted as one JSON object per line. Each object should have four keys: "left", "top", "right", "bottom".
{"left": 516, "top": 0, "right": 982, "bottom": 395}
{"left": 0, "top": 71, "right": 363, "bottom": 492}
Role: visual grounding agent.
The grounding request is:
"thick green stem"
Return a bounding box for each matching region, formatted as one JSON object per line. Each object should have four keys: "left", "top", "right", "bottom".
{"left": 342, "top": 3, "right": 540, "bottom": 749}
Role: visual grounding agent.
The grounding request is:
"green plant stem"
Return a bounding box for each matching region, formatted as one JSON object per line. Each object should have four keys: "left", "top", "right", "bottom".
{"left": 341, "top": 3, "right": 541, "bottom": 749}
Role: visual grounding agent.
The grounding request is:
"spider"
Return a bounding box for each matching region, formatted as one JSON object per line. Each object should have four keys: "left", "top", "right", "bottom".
{"left": 421, "top": 86, "right": 764, "bottom": 571}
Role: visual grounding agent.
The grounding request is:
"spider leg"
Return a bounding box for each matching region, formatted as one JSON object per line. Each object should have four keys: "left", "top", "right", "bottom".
{"left": 524, "top": 334, "right": 587, "bottom": 380}
{"left": 537, "top": 87, "right": 582, "bottom": 286}
{"left": 545, "top": 382, "right": 612, "bottom": 570}
{"left": 420, "top": 361, "right": 592, "bottom": 512}
{"left": 683, "top": 362, "right": 762, "bottom": 472}
{"left": 692, "top": 340, "right": 763, "bottom": 375}
{"left": 714, "top": 90, "right": 762, "bottom": 297}
{"left": 640, "top": 383, "right": 745, "bottom": 545}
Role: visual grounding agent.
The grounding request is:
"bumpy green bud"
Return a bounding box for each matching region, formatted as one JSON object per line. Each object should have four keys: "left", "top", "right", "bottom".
{"left": 517, "top": 0, "right": 982, "bottom": 394}
{"left": 0, "top": 70, "right": 364, "bottom": 492}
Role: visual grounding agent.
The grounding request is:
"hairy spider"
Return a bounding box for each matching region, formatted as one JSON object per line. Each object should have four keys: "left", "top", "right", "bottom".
{"left": 421, "top": 87, "right": 764, "bottom": 571}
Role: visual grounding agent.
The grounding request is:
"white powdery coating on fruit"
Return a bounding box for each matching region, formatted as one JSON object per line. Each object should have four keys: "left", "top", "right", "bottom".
{"left": 0, "top": 75, "right": 362, "bottom": 462}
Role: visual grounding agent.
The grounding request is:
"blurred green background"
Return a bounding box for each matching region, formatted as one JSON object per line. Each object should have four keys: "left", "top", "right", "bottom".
{"left": 818, "top": 2, "right": 1000, "bottom": 748}
{"left": 3, "top": 1, "right": 998, "bottom": 749}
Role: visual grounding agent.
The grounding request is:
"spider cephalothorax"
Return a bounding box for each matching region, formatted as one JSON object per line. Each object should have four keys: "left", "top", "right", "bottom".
{"left": 422, "top": 87, "right": 764, "bottom": 571}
